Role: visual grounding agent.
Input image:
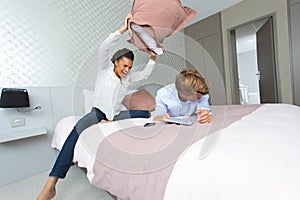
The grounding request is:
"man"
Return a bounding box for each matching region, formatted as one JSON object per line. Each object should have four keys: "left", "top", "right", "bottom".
{"left": 154, "top": 68, "right": 211, "bottom": 123}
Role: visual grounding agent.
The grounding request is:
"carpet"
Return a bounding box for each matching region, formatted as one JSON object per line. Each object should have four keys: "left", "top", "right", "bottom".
{"left": 0, "top": 166, "right": 113, "bottom": 200}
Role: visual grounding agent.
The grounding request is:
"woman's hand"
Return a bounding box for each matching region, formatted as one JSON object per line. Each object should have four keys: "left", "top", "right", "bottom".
{"left": 150, "top": 55, "right": 157, "bottom": 61}
{"left": 99, "top": 119, "right": 113, "bottom": 123}
{"left": 195, "top": 109, "right": 211, "bottom": 124}
{"left": 119, "top": 13, "right": 132, "bottom": 34}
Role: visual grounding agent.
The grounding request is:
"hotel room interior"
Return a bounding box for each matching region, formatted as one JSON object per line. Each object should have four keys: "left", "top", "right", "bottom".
{"left": 1, "top": 0, "right": 300, "bottom": 199}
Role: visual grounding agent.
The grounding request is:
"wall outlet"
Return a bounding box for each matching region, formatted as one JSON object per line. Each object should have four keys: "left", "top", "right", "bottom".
{"left": 11, "top": 117, "right": 25, "bottom": 128}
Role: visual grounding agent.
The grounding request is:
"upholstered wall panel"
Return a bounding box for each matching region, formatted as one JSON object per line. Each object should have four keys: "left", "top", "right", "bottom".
{"left": 0, "top": 0, "right": 186, "bottom": 88}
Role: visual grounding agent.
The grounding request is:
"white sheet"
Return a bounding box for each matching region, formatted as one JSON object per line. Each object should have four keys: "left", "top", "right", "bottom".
{"left": 164, "top": 104, "right": 300, "bottom": 200}
{"left": 52, "top": 116, "right": 153, "bottom": 181}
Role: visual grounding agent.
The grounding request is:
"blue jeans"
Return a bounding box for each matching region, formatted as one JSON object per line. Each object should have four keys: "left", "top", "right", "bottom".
{"left": 49, "top": 107, "right": 150, "bottom": 178}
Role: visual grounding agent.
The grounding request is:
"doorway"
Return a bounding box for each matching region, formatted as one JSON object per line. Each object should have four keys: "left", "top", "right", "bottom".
{"left": 230, "top": 16, "right": 278, "bottom": 104}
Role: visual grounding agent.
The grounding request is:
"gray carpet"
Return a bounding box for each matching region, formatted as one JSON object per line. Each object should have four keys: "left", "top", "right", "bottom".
{"left": 0, "top": 166, "right": 114, "bottom": 200}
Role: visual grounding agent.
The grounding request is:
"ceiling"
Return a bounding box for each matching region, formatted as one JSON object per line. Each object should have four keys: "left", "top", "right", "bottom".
{"left": 181, "top": 0, "right": 242, "bottom": 25}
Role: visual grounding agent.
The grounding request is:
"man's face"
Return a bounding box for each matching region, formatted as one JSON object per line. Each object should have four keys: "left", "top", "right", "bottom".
{"left": 179, "top": 91, "right": 203, "bottom": 102}
{"left": 114, "top": 57, "right": 133, "bottom": 78}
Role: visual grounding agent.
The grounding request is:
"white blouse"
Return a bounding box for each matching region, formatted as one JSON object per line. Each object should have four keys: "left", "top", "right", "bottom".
{"left": 93, "top": 30, "right": 155, "bottom": 120}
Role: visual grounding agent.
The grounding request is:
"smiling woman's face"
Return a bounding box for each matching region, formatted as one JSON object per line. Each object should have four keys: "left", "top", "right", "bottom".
{"left": 113, "top": 57, "right": 133, "bottom": 79}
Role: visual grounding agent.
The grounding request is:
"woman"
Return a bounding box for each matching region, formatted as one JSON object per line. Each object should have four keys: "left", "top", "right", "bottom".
{"left": 37, "top": 13, "right": 156, "bottom": 200}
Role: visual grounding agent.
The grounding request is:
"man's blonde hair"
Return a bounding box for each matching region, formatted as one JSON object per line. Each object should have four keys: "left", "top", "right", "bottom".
{"left": 175, "top": 68, "right": 209, "bottom": 96}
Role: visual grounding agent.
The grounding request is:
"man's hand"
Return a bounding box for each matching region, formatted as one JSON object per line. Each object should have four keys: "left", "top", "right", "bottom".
{"left": 154, "top": 113, "right": 170, "bottom": 121}
{"left": 195, "top": 109, "right": 211, "bottom": 124}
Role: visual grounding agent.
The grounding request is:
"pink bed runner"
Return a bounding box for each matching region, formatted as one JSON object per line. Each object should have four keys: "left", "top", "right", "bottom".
{"left": 91, "top": 105, "right": 261, "bottom": 200}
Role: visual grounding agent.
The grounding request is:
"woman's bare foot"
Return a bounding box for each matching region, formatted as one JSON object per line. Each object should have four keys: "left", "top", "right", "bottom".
{"left": 36, "top": 177, "right": 58, "bottom": 200}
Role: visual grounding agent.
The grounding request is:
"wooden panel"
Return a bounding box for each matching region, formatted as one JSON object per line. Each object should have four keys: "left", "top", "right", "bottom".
{"left": 185, "top": 13, "right": 221, "bottom": 40}
{"left": 184, "top": 12, "right": 226, "bottom": 104}
{"left": 290, "top": 0, "right": 300, "bottom": 5}
{"left": 290, "top": 2, "right": 300, "bottom": 106}
{"left": 203, "top": 33, "right": 225, "bottom": 81}
{"left": 185, "top": 38, "right": 206, "bottom": 75}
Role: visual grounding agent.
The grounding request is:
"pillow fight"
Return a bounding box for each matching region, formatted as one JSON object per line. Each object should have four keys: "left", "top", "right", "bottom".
{"left": 37, "top": 1, "right": 211, "bottom": 199}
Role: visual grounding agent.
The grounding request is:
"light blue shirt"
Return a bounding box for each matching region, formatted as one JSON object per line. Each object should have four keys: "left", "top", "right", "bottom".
{"left": 154, "top": 84, "right": 211, "bottom": 117}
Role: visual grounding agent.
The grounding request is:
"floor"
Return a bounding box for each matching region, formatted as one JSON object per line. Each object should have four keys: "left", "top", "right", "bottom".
{"left": 0, "top": 166, "right": 114, "bottom": 200}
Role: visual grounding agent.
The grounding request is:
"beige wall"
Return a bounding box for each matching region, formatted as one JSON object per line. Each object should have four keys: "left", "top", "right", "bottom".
{"left": 184, "top": 13, "right": 227, "bottom": 105}
{"left": 221, "top": 0, "right": 293, "bottom": 104}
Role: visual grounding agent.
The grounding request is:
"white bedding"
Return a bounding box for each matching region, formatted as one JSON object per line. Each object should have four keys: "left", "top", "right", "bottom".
{"left": 165, "top": 104, "right": 300, "bottom": 200}
{"left": 52, "top": 104, "right": 300, "bottom": 200}
{"left": 52, "top": 116, "right": 153, "bottom": 181}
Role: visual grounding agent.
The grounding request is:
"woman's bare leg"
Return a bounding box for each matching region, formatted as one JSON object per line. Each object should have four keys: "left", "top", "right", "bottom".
{"left": 36, "top": 177, "right": 58, "bottom": 200}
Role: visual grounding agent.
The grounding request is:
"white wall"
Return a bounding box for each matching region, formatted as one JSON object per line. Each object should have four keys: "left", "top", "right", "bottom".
{"left": 0, "top": 0, "right": 133, "bottom": 186}
{"left": 221, "top": 0, "right": 293, "bottom": 104}
{"left": 0, "top": 0, "right": 188, "bottom": 186}
{"left": 0, "top": 0, "right": 133, "bottom": 87}
{"left": 0, "top": 86, "right": 85, "bottom": 186}
{"left": 0, "top": 87, "right": 54, "bottom": 186}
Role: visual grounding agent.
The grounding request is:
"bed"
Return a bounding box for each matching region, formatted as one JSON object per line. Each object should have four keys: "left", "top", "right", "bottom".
{"left": 52, "top": 103, "right": 300, "bottom": 200}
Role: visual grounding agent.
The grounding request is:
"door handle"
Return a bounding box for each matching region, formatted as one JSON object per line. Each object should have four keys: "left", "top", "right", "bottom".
{"left": 256, "top": 71, "right": 261, "bottom": 81}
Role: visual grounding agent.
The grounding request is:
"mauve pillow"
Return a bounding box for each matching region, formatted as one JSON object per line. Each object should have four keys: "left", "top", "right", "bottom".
{"left": 122, "top": 89, "right": 155, "bottom": 111}
{"left": 128, "top": 0, "right": 196, "bottom": 54}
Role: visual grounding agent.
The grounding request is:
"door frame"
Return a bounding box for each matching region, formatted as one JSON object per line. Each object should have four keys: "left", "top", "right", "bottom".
{"left": 227, "top": 13, "right": 280, "bottom": 104}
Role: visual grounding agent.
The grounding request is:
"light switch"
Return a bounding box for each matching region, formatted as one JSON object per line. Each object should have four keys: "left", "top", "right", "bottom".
{"left": 11, "top": 117, "right": 25, "bottom": 128}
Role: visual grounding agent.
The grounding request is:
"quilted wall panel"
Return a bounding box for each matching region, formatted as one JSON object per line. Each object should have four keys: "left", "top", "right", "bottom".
{"left": 0, "top": 0, "right": 187, "bottom": 88}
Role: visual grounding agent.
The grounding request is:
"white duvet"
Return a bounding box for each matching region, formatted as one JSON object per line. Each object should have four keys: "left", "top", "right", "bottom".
{"left": 164, "top": 104, "right": 300, "bottom": 200}
{"left": 52, "top": 104, "right": 300, "bottom": 200}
